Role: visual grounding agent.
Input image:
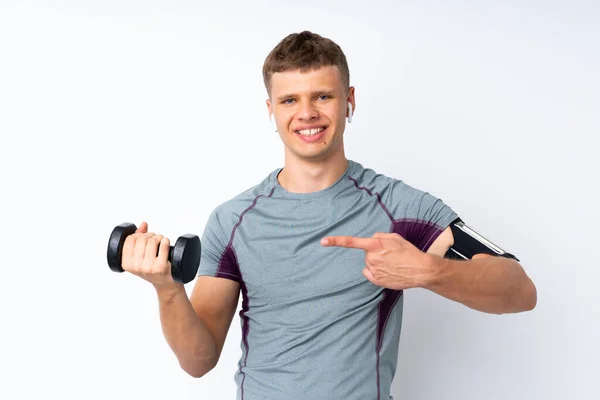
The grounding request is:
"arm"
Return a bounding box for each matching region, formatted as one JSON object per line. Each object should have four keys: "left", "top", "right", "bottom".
{"left": 425, "top": 227, "right": 537, "bottom": 314}
{"left": 322, "top": 226, "right": 537, "bottom": 315}
{"left": 157, "top": 276, "right": 239, "bottom": 378}
{"left": 121, "top": 221, "right": 240, "bottom": 377}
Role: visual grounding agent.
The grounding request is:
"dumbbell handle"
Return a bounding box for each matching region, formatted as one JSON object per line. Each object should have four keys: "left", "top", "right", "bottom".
{"left": 156, "top": 245, "right": 175, "bottom": 263}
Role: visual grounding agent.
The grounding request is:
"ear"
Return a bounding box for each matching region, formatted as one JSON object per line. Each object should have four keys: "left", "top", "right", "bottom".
{"left": 346, "top": 86, "right": 356, "bottom": 121}
{"left": 266, "top": 99, "right": 278, "bottom": 132}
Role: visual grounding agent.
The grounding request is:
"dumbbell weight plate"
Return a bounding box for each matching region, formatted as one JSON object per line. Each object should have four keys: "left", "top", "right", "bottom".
{"left": 171, "top": 234, "right": 201, "bottom": 284}
{"left": 107, "top": 222, "right": 137, "bottom": 273}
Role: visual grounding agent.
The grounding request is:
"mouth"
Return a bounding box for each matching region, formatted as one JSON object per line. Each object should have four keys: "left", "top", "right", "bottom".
{"left": 294, "top": 126, "right": 327, "bottom": 143}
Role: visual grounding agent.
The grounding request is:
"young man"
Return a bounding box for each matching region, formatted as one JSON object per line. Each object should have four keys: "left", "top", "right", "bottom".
{"left": 121, "top": 31, "right": 537, "bottom": 400}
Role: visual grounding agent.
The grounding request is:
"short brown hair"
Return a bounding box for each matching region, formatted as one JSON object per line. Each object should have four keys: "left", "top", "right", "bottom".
{"left": 262, "top": 31, "right": 350, "bottom": 97}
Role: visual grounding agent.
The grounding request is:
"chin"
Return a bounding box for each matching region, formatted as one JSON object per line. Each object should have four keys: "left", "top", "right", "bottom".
{"left": 291, "top": 145, "right": 340, "bottom": 162}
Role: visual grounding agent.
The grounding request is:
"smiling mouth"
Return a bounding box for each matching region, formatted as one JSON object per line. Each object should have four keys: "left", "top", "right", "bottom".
{"left": 295, "top": 127, "right": 326, "bottom": 136}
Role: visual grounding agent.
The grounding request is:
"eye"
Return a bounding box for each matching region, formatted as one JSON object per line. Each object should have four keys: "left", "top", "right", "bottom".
{"left": 282, "top": 98, "right": 295, "bottom": 105}
{"left": 316, "top": 95, "right": 329, "bottom": 101}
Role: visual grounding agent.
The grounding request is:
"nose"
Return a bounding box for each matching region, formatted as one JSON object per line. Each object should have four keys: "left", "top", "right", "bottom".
{"left": 297, "top": 101, "right": 319, "bottom": 121}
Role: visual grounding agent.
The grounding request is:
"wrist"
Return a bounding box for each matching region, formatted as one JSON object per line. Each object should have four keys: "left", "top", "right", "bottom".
{"left": 154, "top": 283, "right": 185, "bottom": 301}
{"left": 421, "top": 253, "right": 451, "bottom": 290}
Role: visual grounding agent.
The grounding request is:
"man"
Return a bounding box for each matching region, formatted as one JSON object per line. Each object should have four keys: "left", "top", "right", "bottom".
{"left": 121, "top": 31, "right": 537, "bottom": 400}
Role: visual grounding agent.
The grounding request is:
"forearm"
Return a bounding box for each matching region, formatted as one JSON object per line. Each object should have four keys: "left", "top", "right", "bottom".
{"left": 155, "top": 286, "right": 217, "bottom": 377}
{"left": 423, "top": 255, "right": 537, "bottom": 314}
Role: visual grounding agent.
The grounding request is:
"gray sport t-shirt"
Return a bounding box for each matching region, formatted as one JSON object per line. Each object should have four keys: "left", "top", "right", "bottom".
{"left": 197, "top": 160, "right": 458, "bottom": 400}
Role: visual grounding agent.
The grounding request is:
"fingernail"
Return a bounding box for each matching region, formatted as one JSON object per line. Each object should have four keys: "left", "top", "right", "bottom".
{"left": 320, "top": 238, "right": 329, "bottom": 245}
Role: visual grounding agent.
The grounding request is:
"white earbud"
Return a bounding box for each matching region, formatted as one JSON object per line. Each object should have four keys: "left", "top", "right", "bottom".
{"left": 270, "top": 114, "right": 278, "bottom": 132}
{"left": 347, "top": 102, "right": 353, "bottom": 123}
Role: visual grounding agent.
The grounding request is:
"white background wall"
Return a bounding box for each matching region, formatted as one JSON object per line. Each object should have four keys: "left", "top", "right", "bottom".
{"left": 1, "top": 1, "right": 598, "bottom": 399}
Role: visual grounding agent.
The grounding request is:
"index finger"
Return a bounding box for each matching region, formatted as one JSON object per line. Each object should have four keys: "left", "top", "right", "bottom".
{"left": 320, "top": 236, "right": 379, "bottom": 251}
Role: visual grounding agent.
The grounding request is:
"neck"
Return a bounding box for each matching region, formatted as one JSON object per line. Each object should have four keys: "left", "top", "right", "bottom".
{"left": 277, "top": 152, "right": 349, "bottom": 194}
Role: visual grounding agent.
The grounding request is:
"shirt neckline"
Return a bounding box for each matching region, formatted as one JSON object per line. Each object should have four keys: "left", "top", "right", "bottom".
{"left": 270, "top": 159, "right": 359, "bottom": 200}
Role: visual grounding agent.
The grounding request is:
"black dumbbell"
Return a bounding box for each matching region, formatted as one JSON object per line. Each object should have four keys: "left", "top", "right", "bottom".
{"left": 106, "top": 222, "right": 201, "bottom": 284}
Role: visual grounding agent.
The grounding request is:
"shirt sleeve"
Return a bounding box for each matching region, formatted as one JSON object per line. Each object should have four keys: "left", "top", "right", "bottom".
{"left": 384, "top": 179, "right": 459, "bottom": 252}
{"left": 196, "top": 207, "right": 241, "bottom": 283}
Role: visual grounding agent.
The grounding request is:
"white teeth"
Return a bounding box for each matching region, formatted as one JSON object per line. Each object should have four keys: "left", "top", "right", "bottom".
{"left": 297, "top": 127, "right": 325, "bottom": 136}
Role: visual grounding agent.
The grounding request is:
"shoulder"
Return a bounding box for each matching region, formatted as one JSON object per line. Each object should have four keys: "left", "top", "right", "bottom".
{"left": 348, "top": 160, "right": 458, "bottom": 223}
{"left": 205, "top": 169, "right": 278, "bottom": 233}
{"left": 346, "top": 160, "right": 421, "bottom": 202}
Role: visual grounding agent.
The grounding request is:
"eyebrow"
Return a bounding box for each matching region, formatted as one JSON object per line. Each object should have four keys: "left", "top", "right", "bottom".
{"left": 276, "top": 90, "right": 336, "bottom": 102}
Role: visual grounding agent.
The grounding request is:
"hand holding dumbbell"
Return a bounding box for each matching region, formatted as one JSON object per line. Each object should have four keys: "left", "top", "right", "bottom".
{"left": 107, "top": 222, "right": 201, "bottom": 285}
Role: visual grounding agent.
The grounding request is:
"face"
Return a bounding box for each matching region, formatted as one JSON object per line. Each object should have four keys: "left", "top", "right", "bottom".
{"left": 266, "top": 65, "right": 355, "bottom": 163}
